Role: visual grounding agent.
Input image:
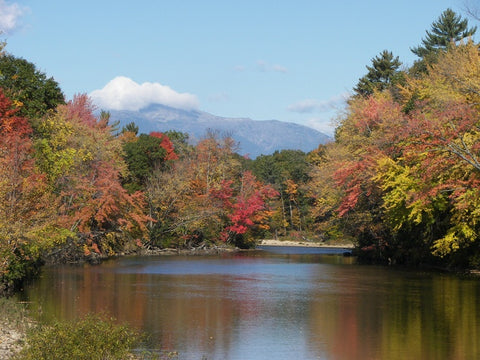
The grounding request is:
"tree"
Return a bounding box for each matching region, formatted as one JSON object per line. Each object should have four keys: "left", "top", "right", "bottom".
{"left": 121, "top": 122, "right": 139, "bottom": 135}
{"left": 145, "top": 131, "right": 278, "bottom": 249}
{"left": 122, "top": 131, "right": 178, "bottom": 192}
{"left": 146, "top": 132, "right": 243, "bottom": 247}
{"left": 309, "top": 41, "right": 480, "bottom": 267}
{"left": 0, "top": 53, "right": 65, "bottom": 119}
{"left": 35, "top": 95, "right": 150, "bottom": 256}
{"left": 0, "top": 90, "right": 63, "bottom": 292}
{"left": 411, "top": 8, "right": 476, "bottom": 59}
{"left": 354, "top": 50, "right": 403, "bottom": 97}
{"left": 216, "top": 171, "right": 278, "bottom": 247}
{"left": 250, "top": 149, "right": 312, "bottom": 234}
{"left": 123, "top": 134, "right": 167, "bottom": 192}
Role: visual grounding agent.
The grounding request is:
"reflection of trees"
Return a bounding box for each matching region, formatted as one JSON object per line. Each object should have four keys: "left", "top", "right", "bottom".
{"left": 21, "top": 258, "right": 480, "bottom": 360}
{"left": 22, "top": 260, "right": 244, "bottom": 356}
{"left": 307, "top": 268, "right": 480, "bottom": 360}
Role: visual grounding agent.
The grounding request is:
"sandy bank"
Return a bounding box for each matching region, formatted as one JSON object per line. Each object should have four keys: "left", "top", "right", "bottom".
{"left": 258, "top": 239, "right": 354, "bottom": 249}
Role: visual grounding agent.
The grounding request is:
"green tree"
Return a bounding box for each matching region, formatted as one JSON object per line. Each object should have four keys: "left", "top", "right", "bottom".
{"left": 0, "top": 54, "right": 64, "bottom": 119}
{"left": 354, "top": 50, "right": 403, "bottom": 97}
{"left": 411, "top": 8, "right": 476, "bottom": 58}
{"left": 121, "top": 121, "right": 139, "bottom": 135}
{"left": 122, "top": 134, "right": 167, "bottom": 192}
{"left": 251, "top": 150, "right": 312, "bottom": 235}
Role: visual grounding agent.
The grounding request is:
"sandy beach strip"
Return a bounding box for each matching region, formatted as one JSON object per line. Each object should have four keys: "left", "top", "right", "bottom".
{"left": 258, "top": 239, "right": 354, "bottom": 249}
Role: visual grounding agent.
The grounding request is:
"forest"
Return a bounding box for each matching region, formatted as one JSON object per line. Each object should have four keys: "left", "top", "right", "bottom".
{"left": 1, "top": 8, "right": 480, "bottom": 294}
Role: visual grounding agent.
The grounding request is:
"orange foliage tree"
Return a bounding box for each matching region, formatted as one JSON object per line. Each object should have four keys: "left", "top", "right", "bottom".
{"left": 0, "top": 89, "right": 60, "bottom": 291}
{"left": 36, "top": 95, "right": 151, "bottom": 256}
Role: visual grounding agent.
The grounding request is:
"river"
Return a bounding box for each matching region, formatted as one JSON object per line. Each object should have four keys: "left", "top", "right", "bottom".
{"left": 18, "top": 246, "right": 480, "bottom": 360}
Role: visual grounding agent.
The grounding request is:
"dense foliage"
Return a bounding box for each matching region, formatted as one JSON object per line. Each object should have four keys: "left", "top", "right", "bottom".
{"left": 309, "top": 10, "right": 480, "bottom": 268}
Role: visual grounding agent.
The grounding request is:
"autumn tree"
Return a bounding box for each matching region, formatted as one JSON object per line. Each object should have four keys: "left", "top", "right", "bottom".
{"left": 394, "top": 42, "right": 480, "bottom": 262}
{"left": 307, "top": 40, "right": 480, "bottom": 268}
{"left": 213, "top": 171, "right": 278, "bottom": 247}
{"left": 146, "top": 132, "right": 242, "bottom": 247}
{"left": 35, "top": 95, "right": 150, "bottom": 257}
{"left": 0, "top": 90, "right": 62, "bottom": 292}
{"left": 146, "top": 131, "right": 278, "bottom": 248}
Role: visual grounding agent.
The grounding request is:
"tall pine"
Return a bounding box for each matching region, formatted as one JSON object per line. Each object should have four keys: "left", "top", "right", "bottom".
{"left": 411, "top": 8, "right": 476, "bottom": 58}
{"left": 354, "top": 50, "right": 403, "bottom": 97}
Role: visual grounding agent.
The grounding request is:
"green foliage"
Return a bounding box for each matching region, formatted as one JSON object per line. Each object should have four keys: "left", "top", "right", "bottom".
{"left": 0, "top": 296, "right": 29, "bottom": 333}
{"left": 123, "top": 134, "right": 167, "bottom": 192}
{"left": 164, "top": 130, "right": 192, "bottom": 158}
{"left": 411, "top": 8, "right": 476, "bottom": 58}
{"left": 0, "top": 53, "right": 64, "bottom": 119}
{"left": 0, "top": 241, "right": 43, "bottom": 295}
{"left": 410, "top": 8, "right": 476, "bottom": 76}
{"left": 122, "top": 121, "right": 139, "bottom": 135}
{"left": 15, "top": 314, "right": 142, "bottom": 360}
{"left": 252, "top": 149, "right": 310, "bottom": 185}
{"left": 354, "top": 50, "right": 403, "bottom": 97}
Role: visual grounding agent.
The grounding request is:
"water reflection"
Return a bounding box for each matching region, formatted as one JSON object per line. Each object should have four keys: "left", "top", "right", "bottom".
{"left": 19, "top": 248, "right": 480, "bottom": 360}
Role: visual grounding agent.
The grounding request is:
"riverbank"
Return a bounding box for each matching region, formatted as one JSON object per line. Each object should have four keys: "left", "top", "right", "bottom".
{"left": 258, "top": 239, "right": 355, "bottom": 249}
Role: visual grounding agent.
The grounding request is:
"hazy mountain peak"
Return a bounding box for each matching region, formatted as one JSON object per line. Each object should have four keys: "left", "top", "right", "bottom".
{"left": 109, "top": 104, "right": 331, "bottom": 158}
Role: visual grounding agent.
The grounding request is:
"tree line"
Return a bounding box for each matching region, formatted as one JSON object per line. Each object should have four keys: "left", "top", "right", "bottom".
{"left": 1, "top": 8, "right": 480, "bottom": 294}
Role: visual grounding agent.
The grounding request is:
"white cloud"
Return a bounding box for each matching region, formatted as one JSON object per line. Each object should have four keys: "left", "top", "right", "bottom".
{"left": 0, "top": 1, "right": 27, "bottom": 34}
{"left": 90, "top": 76, "right": 200, "bottom": 111}
{"left": 287, "top": 93, "right": 348, "bottom": 113}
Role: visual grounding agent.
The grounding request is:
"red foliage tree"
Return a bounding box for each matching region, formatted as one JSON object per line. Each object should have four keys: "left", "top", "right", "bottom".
{"left": 214, "top": 171, "right": 278, "bottom": 243}
{"left": 150, "top": 131, "right": 179, "bottom": 161}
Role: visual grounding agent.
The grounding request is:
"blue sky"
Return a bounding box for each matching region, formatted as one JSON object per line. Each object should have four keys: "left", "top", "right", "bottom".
{"left": 0, "top": 0, "right": 471, "bottom": 135}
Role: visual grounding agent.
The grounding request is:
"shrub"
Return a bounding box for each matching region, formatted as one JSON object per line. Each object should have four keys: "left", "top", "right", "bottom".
{"left": 15, "top": 313, "right": 142, "bottom": 360}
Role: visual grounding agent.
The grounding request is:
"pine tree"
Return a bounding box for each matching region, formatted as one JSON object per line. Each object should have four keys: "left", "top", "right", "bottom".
{"left": 411, "top": 8, "right": 476, "bottom": 58}
{"left": 354, "top": 50, "right": 402, "bottom": 97}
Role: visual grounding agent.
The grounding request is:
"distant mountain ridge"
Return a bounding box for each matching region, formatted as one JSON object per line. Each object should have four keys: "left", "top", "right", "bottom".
{"left": 108, "top": 104, "right": 331, "bottom": 158}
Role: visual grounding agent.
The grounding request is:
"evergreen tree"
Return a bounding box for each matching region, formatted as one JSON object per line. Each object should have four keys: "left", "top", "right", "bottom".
{"left": 354, "top": 50, "right": 403, "bottom": 97}
{"left": 122, "top": 121, "right": 139, "bottom": 135}
{"left": 411, "top": 8, "right": 476, "bottom": 58}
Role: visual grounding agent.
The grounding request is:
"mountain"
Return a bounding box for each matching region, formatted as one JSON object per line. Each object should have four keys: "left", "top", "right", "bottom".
{"left": 108, "top": 104, "right": 332, "bottom": 158}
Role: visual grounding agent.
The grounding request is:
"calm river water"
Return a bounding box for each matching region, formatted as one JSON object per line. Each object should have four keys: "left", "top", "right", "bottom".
{"left": 18, "top": 246, "right": 480, "bottom": 360}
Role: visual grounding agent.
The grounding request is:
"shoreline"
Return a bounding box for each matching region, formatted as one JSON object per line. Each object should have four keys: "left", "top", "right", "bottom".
{"left": 258, "top": 239, "right": 354, "bottom": 249}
